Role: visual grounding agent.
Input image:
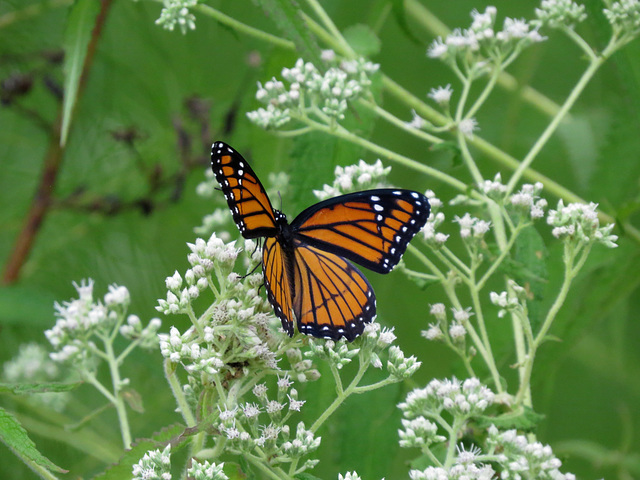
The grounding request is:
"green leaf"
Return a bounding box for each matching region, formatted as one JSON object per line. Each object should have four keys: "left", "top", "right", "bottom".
{"left": 390, "top": 0, "right": 422, "bottom": 45}
{"left": 0, "top": 407, "right": 67, "bottom": 474}
{"left": 476, "top": 406, "right": 545, "bottom": 432}
{"left": 343, "top": 24, "right": 381, "bottom": 57}
{"left": 60, "top": 0, "right": 100, "bottom": 146}
{"left": 0, "top": 381, "right": 82, "bottom": 395}
{"left": 513, "top": 225, "right": 548, "bottom": 331}
{"left": 252, "top": 0, "right": 322, "bottom": 67}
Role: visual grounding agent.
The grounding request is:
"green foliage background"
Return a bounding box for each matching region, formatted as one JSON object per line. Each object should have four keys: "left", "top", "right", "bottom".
{"left": 1, "top": 0, "right": 639, "bottom": 478}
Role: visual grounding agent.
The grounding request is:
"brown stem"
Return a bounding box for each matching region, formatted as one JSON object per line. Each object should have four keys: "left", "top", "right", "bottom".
{"left": 1, "top": 0, "right": 113, "bottom": 285}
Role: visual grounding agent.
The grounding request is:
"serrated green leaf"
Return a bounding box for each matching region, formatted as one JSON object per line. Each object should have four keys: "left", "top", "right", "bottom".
{"left": 513, "top": 225, "right": 548, "bottom": 331}
{"left": 0, "top": 407, "right": 67, "bottom": 474}
{"left": 60, "top": 0, "right": 100, "bottom": 146}
{"left": 343, "top": 24, "right": 381, "bottom": 57}
{"left": 0, "top": 381, "right": 82, "bottom": 395}
{"left": 252, "top": 0, "right": 322, "bottom": 67}
{"left": 390, "top": 0, "right": 422, "bottom": 45}
{"left": 476, "top": 406, "right": 545, "bottom": 431}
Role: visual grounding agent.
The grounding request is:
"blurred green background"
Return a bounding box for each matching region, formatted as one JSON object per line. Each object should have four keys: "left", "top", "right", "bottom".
{"left": 1, "top": 0, "right": 639, "bottom": 478}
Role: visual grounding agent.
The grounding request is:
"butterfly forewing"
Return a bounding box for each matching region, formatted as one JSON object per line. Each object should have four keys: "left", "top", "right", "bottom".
{"left": 262, "top": 237, "right": 295, "bottom": 337}
{"left": 292, "top": 242, "right": 376, "bottom": 341}
{"left": 211, "top": 141, "right": 277, "bottom": 238}
{"left": 292, "top": 189, "right": 430, "bottom": 274}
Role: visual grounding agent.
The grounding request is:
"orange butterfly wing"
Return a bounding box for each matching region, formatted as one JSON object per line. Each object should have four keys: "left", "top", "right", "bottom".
{"left": 211, "top": 141, "right": 277, "bottom": 238}
{"left": 262, "top": 236, "right": 295, "bottom": 337}
{"left": 292, "top": 190, "right": 430, "bottom": 273}
{"left": 291, "top": 242, "right": 375, "bottom": 341}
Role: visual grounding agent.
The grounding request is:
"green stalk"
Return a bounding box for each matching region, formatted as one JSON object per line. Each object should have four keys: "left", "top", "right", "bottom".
{"left": 195, "top": 4, "right": 294, "bottom": 50}
{"left": 505, "top": 56, "right": 605, "bottom": 195}
{"left": 103, "top": 339, "right": 132, "bottom": 448}
{"left": 310, "top": 356, "right": 369, "bottom": 433}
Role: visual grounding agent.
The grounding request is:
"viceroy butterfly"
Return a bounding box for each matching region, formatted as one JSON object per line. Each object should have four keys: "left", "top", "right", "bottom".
{"left": 211, "top": 141, "right": 430, "bottom": 341}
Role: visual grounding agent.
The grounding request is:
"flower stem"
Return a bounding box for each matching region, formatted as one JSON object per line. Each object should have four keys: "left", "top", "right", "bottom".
{"left": 505, "top": 55, "right": 605, "bottom": 195}
{"left": 103, "top": 339, "right": 132, "bottom": 448}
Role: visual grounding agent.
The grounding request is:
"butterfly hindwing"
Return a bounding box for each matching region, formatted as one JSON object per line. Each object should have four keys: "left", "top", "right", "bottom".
{"left": 262, "top": 237, "right": 295, "bottom": 337}
{"left": 292, "top": 242, "right": 376, "bottom": 341}
{"left": 291, "top": 189, "right": 430, "bottom": 274}
{"left": 211, "top": 141, "right": 277, "bottom": 238}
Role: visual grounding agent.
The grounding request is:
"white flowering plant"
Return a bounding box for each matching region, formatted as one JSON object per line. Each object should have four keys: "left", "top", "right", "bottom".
{"left": 2, "top": 0, "right": 639, "bottom": 479}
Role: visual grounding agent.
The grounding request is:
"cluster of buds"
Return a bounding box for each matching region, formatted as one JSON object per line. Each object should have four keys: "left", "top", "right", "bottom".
{"left": 547, "top": 200, "right": 618, "bottom": 247}
{"left": 534, "top": 0, "right": 587, "bottom": 29}
{"left": 216, "top": 380, "right": 320, "bottom": 473}
{"left": 155, "top": 0, "right": 197, "bottom": 34}
{"left": 510, "top": 182, "right": 547, "bottom": 220}
{"left": 247, "top": 56, "right": 379, "bottom": 128}
{"left": 490, "top": 280, "right": 528, "bottom": 318}
{"left": 313, "top": 159, "right": 391, "bottom": 200}
{"left": 428, "top": 6, "right": 546, "bottom": 76}
{"left": 603, "top": 0, "right": 640, "bottom": 36}
{"left": 399, "top": 377, "right": 495, "bottom": 419}
{"left": 421, "top": 191, "right": 448, "bottom": 248}
{"left": 157, "top": 234, "right": 241, "bottom": 315}
{"left": 45, "top": 280, "right": 160, "bottom": 365}
{"left": 487, "top": 425, "right": 577, "bottom": 479}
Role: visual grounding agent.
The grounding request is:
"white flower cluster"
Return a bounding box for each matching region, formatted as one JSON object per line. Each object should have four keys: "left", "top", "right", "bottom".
{"left": 387, "top": 345, "right": 421, "bottom": 379}
{"left": 313, "top": 159, "right": 391, "bottom": 200}
{"left": 155, "top": 0, "right": 197, "bottom": 34}
{"left": 216, "top": 381, "right": 319, "bottom": 472}
{"left": 534, "top": 0, "right": 587, "bottom": 29}
{"left": 121, "top": 315, "right": 162, "bottom": 348}
{"left": 282, "top": 421, "right": 321, "bottom": 457}
{"left": 422, "top": 304, "right": 445, "bottom": 341}
{"left": 247, "top": 57, "right": 379, "bottom": 128}
{"left": 422, "top": 307, "right": 471, "bottom": 344}
{"left": 547, "top": 200, "right": 618, "bottom": 247}
{"left": 4, "top": 343, "right": 59, "bottom": 381}
{"left": 487, "top": 425, "right": 576, "bottom": 479}
{"left": 454, "top": 213, "right": 492, "bottom": 240}
{"left": 409, "top": 463, "right": 495, "bottom": 480}
{"left": 510, "top": 182, "right": 547, "bottom": 219}
{"left": 132, "top": 444, "right": 172, "bottom": 480}
{"left": 604, "top": 0, "right": 640, "bottom": 34}
{"left": 398, "top": 416, "right": 445, "bottom": 449}
{"left": 338, "top": 473, "right": 362, "bottom": 480}
{"left": 285, "top": 347, "right": 321, "bottom": 383}
{"left": 399, "top": 377, "right": 494, "bottom": 419}
{"left": 306, "top": 338, "right": 360, "bottom": 369}
{"left": 427, "top": 7, "right": 546, "bottom": 67}
{"left": 480, "top": 173, "right": 508, "bottom": 199}
{"left": 428, "top": 84, "right": 453, "bottom": 105}
{"left": 421, "top": 191, "right": 448, "bottom": 248}
{"left": 159, "top": 325, "right": 225, "bottom": 374}
{"left": 157, "top": 233, "right": 240, "bottom": 315}
{"left": 195, "top": 167, "right": 216, "bottom": 198}
{"left": 187, "top": 460, "right": 228, "bottom": 480}
{"left": 490, "top": 280, "right": 527, "bottom": 318}
{"left": 45, "top": 280, "right": 159, "bottom": 363}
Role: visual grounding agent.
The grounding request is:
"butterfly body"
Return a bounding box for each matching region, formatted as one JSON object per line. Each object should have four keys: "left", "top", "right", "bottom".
{"left": 212, "top": 141, "right": 430, "bottom": 341}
